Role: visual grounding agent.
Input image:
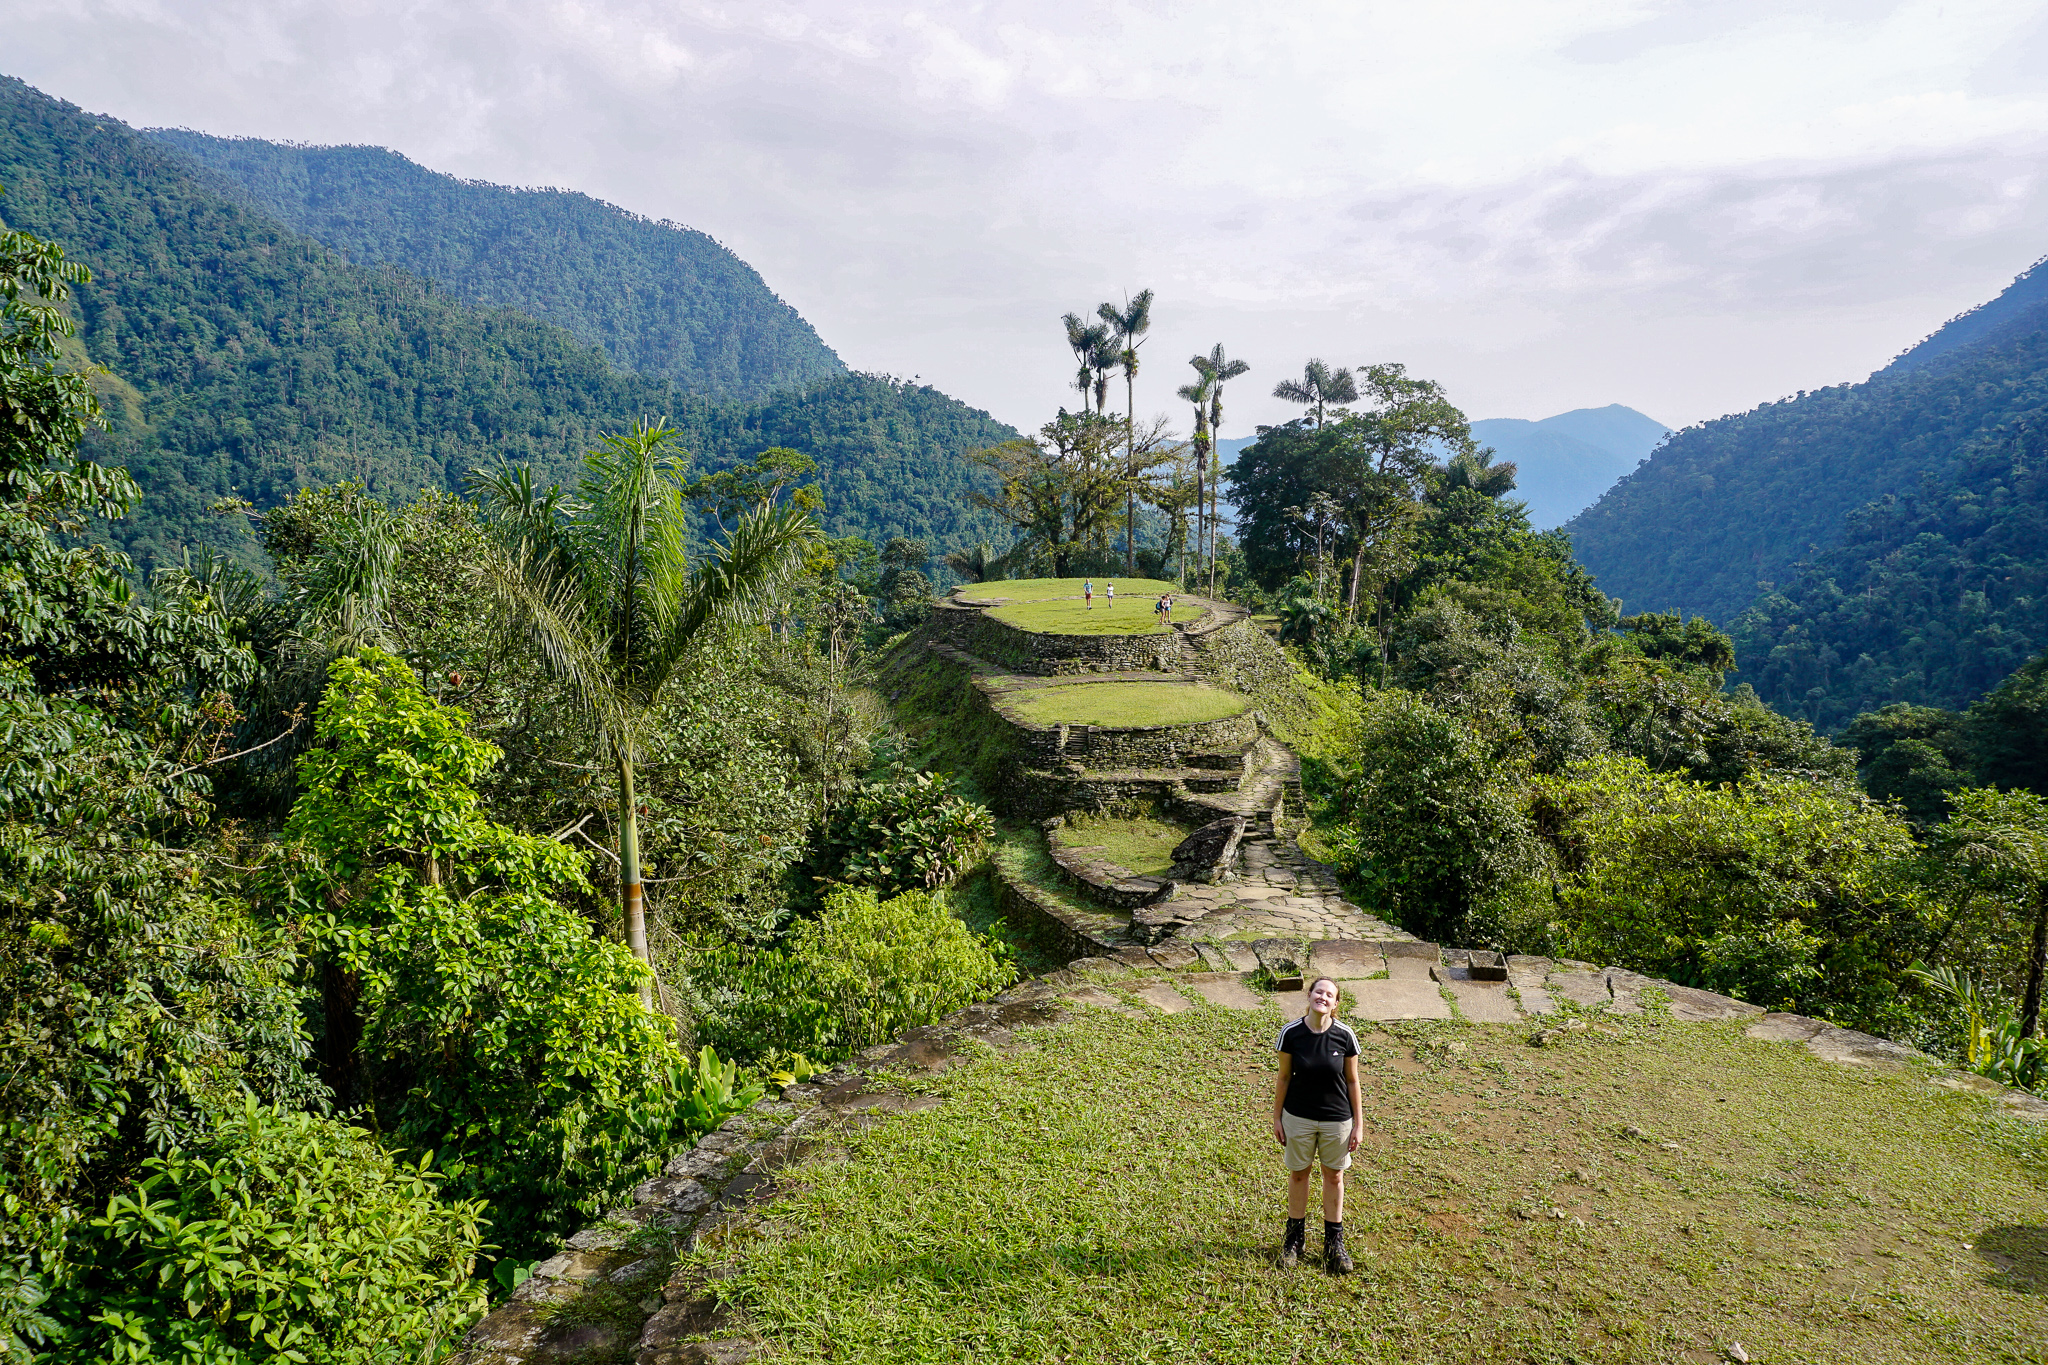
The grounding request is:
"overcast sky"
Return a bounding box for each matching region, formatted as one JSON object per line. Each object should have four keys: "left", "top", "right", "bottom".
{"left": 7, "top": 0, "right": 2048, "bottom": 436}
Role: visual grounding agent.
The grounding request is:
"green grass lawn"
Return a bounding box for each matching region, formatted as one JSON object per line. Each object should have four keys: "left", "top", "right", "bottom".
{"left": 706, "top": 1001, "right": 2048, "bottom": 1364}
{"left": 957, "top": 577, "right": 1183, "bottom": 605}
{"left": 1060, "top": 811, "right": 1196, "bottom": 876}
{"left": 985, "top": 597, "right": 1174, "bottom": 636}
{"left": 1008, "top": 681, "right": 1248, "bottom": 728}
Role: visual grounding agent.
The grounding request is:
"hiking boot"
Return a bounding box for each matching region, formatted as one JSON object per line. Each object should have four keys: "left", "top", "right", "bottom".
{"left": 1279, "top": 1216, "right": 1306, "bottom": 1268}
{"left": 1324, "top": 1221, "right": 1353, "bottom": 1276}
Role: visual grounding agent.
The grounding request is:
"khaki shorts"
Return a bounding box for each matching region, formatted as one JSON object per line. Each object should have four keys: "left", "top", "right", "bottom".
{"left": 1280, "top": 1111, "right": 1353, "bottom": 1172}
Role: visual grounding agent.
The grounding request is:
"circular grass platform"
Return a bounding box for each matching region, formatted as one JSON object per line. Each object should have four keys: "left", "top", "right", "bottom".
{"left": 1007, "top": 680, "right": 1248, "bottom": 728}
{"left": 955, "top": 577, "right": 1182, "bottom": 605}
{"left": 985, "top": 598, "right": 1172, "bottom": 636}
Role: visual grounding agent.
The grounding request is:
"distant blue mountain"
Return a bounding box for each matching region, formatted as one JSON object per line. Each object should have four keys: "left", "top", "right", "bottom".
{"left": 1471, "top": 405, "right": 1670, "bottom": 531}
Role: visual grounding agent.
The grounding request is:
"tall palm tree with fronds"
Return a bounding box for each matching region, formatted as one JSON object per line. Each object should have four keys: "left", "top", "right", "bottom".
{"left": 1099, "top": 289, "right": 1155, "bottom": 572}
{"left": 1195, "top": 344, "right": 1250, "bottom": 593}
{"left": 472, "top": 421, "right": 818, "bottom": 998}
{"left": 1273, "top": 358, "right": 1358, "bottom": 428}
{"left": 1063, "top": 313, "right": 1112, "bottom": 411}
{"left": 1176, "top": 366, "right": 1214, "bottom": 589}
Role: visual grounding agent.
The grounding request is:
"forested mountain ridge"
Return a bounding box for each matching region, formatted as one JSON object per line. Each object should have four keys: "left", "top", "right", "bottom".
{"left": 0, "top": 76, "right": 1009, "bottom": 567}
{"left": 1883, "top": 253, "right": 2048, "bottom": 376}
{"left": 1565, "top": 263, "right": 2048, "bottom": 627}
{"left": 149, "top": 130, "right": 845, "bottom": 402}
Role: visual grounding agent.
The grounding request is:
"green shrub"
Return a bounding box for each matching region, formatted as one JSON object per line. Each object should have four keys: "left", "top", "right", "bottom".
{"left": 1527, "top": 756, "right": 1926, "bottom": 1027}
{"left": 46, "top": 1099, "right": 487, "bottom": 1364}
{"left": 688, "top": 886, "right": 1014, "bottom": 1063}
{"left": 275, "top": 650, "right": 739, "bottom": 1254}
{"left": 828, "top": 770, "right": 994, "bottom": 895}
{"left": 1322, "top": 687, "right": 1541, "bottom": 943}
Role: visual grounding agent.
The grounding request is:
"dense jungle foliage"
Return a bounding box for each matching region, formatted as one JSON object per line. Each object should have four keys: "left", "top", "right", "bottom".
{"left": 150, "top": 130, "right": 846, "bottom": 401}
{"left": 1730, "top": 418, "right": 2048, "bottom": 733}
{"left": 1566, "top": 256, "right": 2048, "bottom": 630}
{"left": 0, "top": 211, "right": 1014, "bottom": 1360}
{"left": 0, "top": 77, "right": 1012, "bottom": 575}
{"left": 1220, "top": 368, "right": 2048, "bottom": 1081}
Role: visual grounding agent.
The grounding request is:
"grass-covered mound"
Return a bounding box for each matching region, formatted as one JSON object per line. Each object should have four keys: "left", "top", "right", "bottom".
{"left": 956, "top": 577, "right": 1182, "bottom": 604}
{"left": 1059, "top": 810, "right": 1196, "bottom": 876}
{"left": 985, "top": 598, "right": 1173, "bottom": 636}
{"left": 1009, "top": 681, "right": 1248, "bottom": 728}
{"left": 711, "top": 1003, "right": 2048, "bottom": 1364}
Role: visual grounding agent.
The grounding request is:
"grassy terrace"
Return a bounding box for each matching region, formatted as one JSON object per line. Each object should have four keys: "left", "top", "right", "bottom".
{"left": 986, "top": 598, "right": 1172, "bottom": 636}
{"left": 704, "top": 1001, "right": 2048, "bottom": 1364}
{"left": 1007, "top": 680, "right": 1248, "bottom": 728}
{"left": 957, "top": 577, "right": 1183, "bottom": 604}
{"left": 1060, "top": 810, "right": 1196, "bottom": 875}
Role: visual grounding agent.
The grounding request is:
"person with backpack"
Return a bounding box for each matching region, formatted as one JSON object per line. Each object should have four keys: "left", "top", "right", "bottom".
{"left": 1271, "top": 976, "right": 1361, "bottom": 1273}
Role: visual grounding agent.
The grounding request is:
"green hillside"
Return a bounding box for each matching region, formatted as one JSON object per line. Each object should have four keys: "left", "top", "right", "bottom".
{"left": 1731, "top": 431, "right": 2048, "bottom": 732}
{"left": 0, "top": 76, "right": 1009, "bottom": 568}
{"left": 149, "top": 130, "right": 845, "bottom": 402}
{"left": 1566, "top": 275, "right": 2048, "bottom": 628}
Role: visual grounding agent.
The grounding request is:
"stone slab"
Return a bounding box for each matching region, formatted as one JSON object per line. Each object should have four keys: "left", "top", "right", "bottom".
{"left": 1662, "top": 983, "right": 1766, "bottom": 1022}
{"left": 1806, "top": 1025, "right": 1930, "bottom": 1068}
{"left": 1506, "top": 954, "right": 1555, "bottom": 986}
{"left": 1441, "top": 978, "right": 1522, "bottom": 1023}
{"left": 1386, "top": 957, "right": 1436, "bottom": 981}
{"left": 1192, "top": 943, "right": 1235, "bottom": 972}
{"left": 1746, "top": 1012, "right": 1829, "bottom": 1043}
{"left": 1182, "top": 973, "right": 1264, "bottom": 1010}
{"left": 1062, "top": 986, "right": 1138, "bottom": 1015}
{"left": 1381, "top": 940, "right": 1442, "bottom": 961}
{"left": 1251, "top": 938, "right": 1302, "bottom": 976}
{"left": 1347, "top": 979, "right": 1455, "bottom": 1021}
{"left": 1214, "top": 941, "right": 1260, "bottom": 971}
{"left": 1309, "top": 939, "right": 1386, "bottom": 977}
{"left": 1546, "top": 970, "right": 1611, "bottom": 1007}
{"left": 1146, "top": 943, "right": 1202, "bottom": 971}
{"left": 1130, "top": 982, "right": 1194, "bottom": 1014}
{"left": 1514, "top": 985, "right": 1557, "bottom": 1015}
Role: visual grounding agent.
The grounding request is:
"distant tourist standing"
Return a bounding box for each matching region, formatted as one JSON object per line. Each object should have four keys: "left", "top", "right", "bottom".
{"left": 1084, "top": 579, "right": 1093, "bottom": 610}
{"left": 1271, "top": 977, "right": 1361, "bottom": 1273}
{"left": 1106, "top": 581, "right": 1115, "bottom": 609}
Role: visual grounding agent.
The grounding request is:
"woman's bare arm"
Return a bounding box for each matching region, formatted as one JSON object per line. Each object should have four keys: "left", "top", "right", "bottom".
{"left": 1272, "top": 1055, "right": 1292, "bottom": 1145}
{"left": 1345, "top": 1053, "right": 1363, "bottom": 1150}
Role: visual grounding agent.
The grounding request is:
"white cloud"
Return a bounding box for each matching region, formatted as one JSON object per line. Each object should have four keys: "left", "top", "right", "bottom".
{"left": 3, "top": 0, "right": 2045, "bottom": 432}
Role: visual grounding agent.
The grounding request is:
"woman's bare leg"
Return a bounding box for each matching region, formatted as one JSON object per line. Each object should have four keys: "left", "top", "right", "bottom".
{"left": 1322, "top": 1166, "right": 1344, "bottom": 1223}
{"left": 1287, "top": 1166, "right": 1312, "bottom": 1219}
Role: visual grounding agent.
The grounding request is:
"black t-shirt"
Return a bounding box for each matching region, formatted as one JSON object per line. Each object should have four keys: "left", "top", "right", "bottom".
{"left": 1277, "top": 1016, "right": 1360, "bottom": 1122}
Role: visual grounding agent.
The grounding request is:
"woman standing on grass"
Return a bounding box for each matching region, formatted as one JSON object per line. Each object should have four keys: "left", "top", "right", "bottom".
{"left": 1272, "top": 976, "right": 1361, "bottom": 1273}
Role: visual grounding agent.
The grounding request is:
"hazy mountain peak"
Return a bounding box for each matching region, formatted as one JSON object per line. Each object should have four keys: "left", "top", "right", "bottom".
{"left": 1470, "top": 404, "right": 1669, "bottom": 531}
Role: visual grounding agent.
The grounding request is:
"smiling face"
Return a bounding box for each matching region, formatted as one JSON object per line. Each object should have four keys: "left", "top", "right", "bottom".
{"left": 1308, "top": 978, "right": 1339, "bottom": 1019}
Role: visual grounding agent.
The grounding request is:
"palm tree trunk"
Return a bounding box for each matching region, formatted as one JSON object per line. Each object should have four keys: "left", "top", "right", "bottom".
{"left": 2024, "top": 890, "right": 2047, "bottom": 1038}
{"left": 617, "top": 755, "right": 652, "bottom": 1006}
{"left": 1125, "top": 372, "right": 1137, "bottom": 574}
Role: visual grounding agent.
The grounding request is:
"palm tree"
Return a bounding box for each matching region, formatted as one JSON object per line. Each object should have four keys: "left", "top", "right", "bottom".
{"left": 1088, "top": 332, "right": 1121, "bottom": 416}
{"left": 1176, "top": 366, "right": 1214, "bottom": 589}
{"left": 1439, "top": 446, "right": 1518, "bottom": 498}
{"left": 1062, "top": 313, "right": 1112, "bottom": 411}
{"left": 943, "top": 542, "right": 997, "bottom": 583}
{"left": 473, "top": 421, "right": 818, "bottom": 1000}
{"left": 1196, "top": 344, "right": 1250, "bottom": 594}
{"left": 1099, "top": 289, "right": 1155, "bottom": 572}
{"left": 1273, "top": 359, "right": 1358, "bottom": 428}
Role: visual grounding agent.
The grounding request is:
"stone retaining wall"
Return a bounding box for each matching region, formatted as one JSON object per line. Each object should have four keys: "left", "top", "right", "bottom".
{"left": 929, "top": 594, "right": 1254, "bottom": 678}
